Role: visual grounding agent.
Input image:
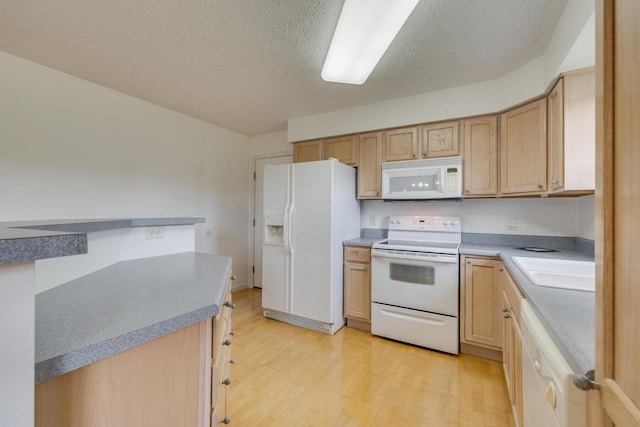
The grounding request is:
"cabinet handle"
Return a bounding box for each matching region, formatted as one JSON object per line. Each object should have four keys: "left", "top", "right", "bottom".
{"left": 376, "top": 192, "right": 380, "bottom": 196}
{"left": 231, "top": 275, "right": 237, "bottom": 280}
{"left": 465, "top": 190, "right": 470, "bottom": 193}
{"left": 222, "top": 378, "right": 231, "bottom": 386}
{"left": 498, "top": 267, "right": 504, "bottom": 271}
{"left": 537, "top": 184, "right": 544, "bottom": 189}
{"left": 552, "top": 180, "right": 559, "bottom": 185}
{"left": 222, "top": 416, "right": 231, "bottom": 424}
{"left": 229, "top": 330, "right": 236, "bottom": 336}
{"left": 503, "top": 312, "right": 511, "bottom": 319}
{"left": 229, "top": 359, "right": 235, "bottom": 364}
{"left": 466, "top": 260, "right": 471, "bottom": 264}
{"left": 412, "top": 153, "right": 417, "bottom": 158}
{"left": 224, "top": 301, "right": 236, "bottom": 309}
{"left": 223, "top": 339, "right": 232, "bottom": 346}
{"left": 502, "top": 307, "right": 509, "bottom": 313}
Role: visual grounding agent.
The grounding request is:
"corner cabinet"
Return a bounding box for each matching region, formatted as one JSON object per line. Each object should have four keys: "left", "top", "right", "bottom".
{"left": 462, "top": 116, "right": 498, "bottom": 197}
{"left": 500, "top": 98, "right": 548, "bottom": 196}
{"left": 343, "top": 246, "right": 372, "bottom": 331}
{"left": 357, "top": 132, "right": 382, "bottom": 199}
{"left": 502, "top": 269, "right": 524, "bottom": 427}
{"left": 547, "top": 68, "right": 595, "bottom": 195}
{"left": 460, "top": 256, "right": 504, "bottom": 360}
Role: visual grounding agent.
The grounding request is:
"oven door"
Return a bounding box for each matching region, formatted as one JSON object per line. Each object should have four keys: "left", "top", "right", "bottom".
{"left": 371, "top": 249, "right": 459, "bottom": 316}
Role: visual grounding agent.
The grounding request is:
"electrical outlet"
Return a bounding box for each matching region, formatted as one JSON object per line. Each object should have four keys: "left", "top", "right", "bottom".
{"left": 370, "top": 215, "right": 377, "bottom": 226}
{"left": 145, "top": 226, "right": 165, "bottom": 239}
{"left": 506, "top": 218, "right": 518, "bottom": 231}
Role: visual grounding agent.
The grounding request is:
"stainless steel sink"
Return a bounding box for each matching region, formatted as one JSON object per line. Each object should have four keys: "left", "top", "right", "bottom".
{"left": 511, "top": 257, "right": 595, "bottom": 292}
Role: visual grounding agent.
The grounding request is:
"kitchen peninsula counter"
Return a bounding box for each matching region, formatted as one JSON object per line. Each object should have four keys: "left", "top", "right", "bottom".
{"left": 0, "top": 217, "right": 204, "bottom": 265}
{"left": 35, "top": 251, "right": 231, "bottom": 383}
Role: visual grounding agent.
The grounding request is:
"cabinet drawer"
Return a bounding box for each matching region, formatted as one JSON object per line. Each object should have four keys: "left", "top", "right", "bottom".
{"left": 345, "top": 246, "right": 371, "bottom": 263}
{"left": 503, "top": 270, "right": 524, "bottom": 322}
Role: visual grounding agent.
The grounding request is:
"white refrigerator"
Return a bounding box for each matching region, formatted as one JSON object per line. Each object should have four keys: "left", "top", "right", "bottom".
{"left": 262, "top": 159, "right": 360, "bottom": 335}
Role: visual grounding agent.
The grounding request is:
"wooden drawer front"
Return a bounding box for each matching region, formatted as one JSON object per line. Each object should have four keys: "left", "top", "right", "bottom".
{"left": 503, "top": 270, "right": 524, "bottom": 322}
{"left": 345, "top": 246, "right": 371, "bottom": 263}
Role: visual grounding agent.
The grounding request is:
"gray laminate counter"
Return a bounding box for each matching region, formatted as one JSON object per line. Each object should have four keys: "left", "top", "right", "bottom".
{"left": 460, "top": 243, "right": 595, "bottom": 377}
{"left": 0, "top": 217, "right": 204, "bottom": 265}
{"left": 35, "top": 251, "right": 231, "bottom": 383}
{"left": 343, "top": 237, "right": 385, "bottom": 247}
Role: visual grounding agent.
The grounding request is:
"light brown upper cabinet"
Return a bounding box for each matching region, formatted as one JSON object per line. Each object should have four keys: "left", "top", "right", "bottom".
{"left": 293, "top": 140, "right": 323, "bottom": 163}
{"left": 323, "top": 135, "right": 358, "bottom": 165}
{"left": 547, "top": 68, "right": 595, "bottom": 195}
{"left": 462, "top": 116, "right": 498, "bottom": 197}
{"left": 357, "top": 132, "right": 382, "bottom": 199}
{"left": 382, "top": 126, "right": 418, "bottom": 161}
{"left": 500, "top": 98, "right": 547, "bottom": 196}
{"left": 419, "top": 121, "right": 460, "bottom": 159}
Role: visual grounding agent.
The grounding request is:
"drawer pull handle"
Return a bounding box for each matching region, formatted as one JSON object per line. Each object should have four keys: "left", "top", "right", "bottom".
{"left": 229, "top": 359, "right": 236, "bottom": 364}
{"left": 502, "top": 308, "right": 509, "bottom": 313}
{"left": 503, "top": 313, "right": 511, "bottom": 319}
{"left": 222, "top": 378, "right": 231, "bottom": 386}
{"left": 222, "top": 416, "right": 231, "bottom": 424}
{"left": 223, "top": 339, "right": 232, "bottom": 346}
{"left": 231, "top": 275, "right": 237, "bottom": 280}
{"left": 224, "top": 301, "right": 236, "bottom": 309}
{"left": 229, "top": 330, "right": 236, "bottom": 336}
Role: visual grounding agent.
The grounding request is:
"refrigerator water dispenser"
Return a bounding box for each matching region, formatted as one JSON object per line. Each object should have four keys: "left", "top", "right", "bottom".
{"left": 264, "top": 213, "right": 284, "bottom": 245}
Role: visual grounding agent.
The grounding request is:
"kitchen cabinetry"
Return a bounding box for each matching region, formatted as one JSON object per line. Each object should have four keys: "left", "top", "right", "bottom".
{"left": 502, "top": 270, "right": 524, "bottom": 427}
{"left": 343, "top": 246, "right": 371, "bottom": 331}
{"left": 547, "top": 68, "right": 595, "bottom": 195}
{"left": 357, "top": 132, "right": 382, "bottom": 199}
{"left": 462, "top": 116, "right": 498, "bottom": 197}
{"left": 460, "top": 256, "right": 504, "bottom": 359}
{"left": 323, "top": 135, "right": 357, "bottom": 165}
{"left": 212, "top": 273, "right": 235, "bottom": 425}
{"left": 500, "top": 98, "right": 547, "bottom": 196}
{"left": 419, "top": 120, "right": 460, "bottom": 158}
{"left": 382, "top": 126, "right": 419, "bottom": 161}
{"left": 293, "top": 139, "right": 323, "bottom": 163}
{"left": 35, "top": 272, "right": 235, "bottom": 427}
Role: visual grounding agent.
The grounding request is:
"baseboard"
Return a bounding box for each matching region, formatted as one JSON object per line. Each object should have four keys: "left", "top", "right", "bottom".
{"left": 231, "top": 282, "right": 249, "bottom": 292}
{"left": 346, "top": 318, "right": 371, "bottom": 332}
{"left": 460, "top": 342, "right": 503, "bottom": 362}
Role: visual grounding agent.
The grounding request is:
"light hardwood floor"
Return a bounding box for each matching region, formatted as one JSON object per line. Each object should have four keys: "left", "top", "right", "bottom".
{"left": 229, "top": 288, "right": 515, "bottom": 426}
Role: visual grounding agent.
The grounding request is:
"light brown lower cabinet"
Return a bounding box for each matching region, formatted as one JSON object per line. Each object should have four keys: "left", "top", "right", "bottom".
{"left": 35, "top": 274, "right": 235, "bottom": 427}
{"left": 343, "top": 245, "right": 371, "bottom": 331}
{"left": 459, "top": 255, "right": 504, "bottom": 360}
{"left": 502, "top": 270, "right": 524, "bottom": 427}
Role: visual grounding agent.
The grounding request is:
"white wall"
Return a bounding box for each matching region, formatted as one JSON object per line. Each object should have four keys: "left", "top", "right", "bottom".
{"left": 362, "top": 198, "right": 579, "bottom": 237}
{"left": 0, "top": 51, "right": 251, "bottom": 286}
{"left": 249, "top": 130, "right": 291, "bottom": 157}
{"left": 577, "top": 195, "right": 595, "bottom": 240}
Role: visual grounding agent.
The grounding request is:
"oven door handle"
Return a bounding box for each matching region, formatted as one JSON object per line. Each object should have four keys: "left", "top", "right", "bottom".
{"left": 371, "top": 249, "right": 458, "bottom": 263}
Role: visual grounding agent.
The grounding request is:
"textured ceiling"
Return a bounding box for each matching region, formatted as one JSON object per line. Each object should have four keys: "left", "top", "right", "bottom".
{"left": 0, "top": 0, "right": 568, "bottom": 136}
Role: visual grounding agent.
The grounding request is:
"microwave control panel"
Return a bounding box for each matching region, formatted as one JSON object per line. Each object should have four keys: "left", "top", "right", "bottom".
{"left": 445, "top": 167, "right": 459, "bottom": 193}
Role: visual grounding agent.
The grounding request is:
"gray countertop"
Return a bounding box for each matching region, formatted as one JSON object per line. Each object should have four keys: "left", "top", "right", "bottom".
{"left": 460, "top": 243, "right": 595, "bottom": 376}
{"left": 35, "top": 251, "right": 231, "bottom": 383}
{"left": 343, "top": 237, "right": 385, "bottom": 247}
{"left": 0, "top": 218, "right": 204, "bottom": 265}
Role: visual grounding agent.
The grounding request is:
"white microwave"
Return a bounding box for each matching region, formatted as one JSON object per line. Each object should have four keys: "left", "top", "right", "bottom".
{"left": 381, "top": 156, "right": 463, "bottom": 200}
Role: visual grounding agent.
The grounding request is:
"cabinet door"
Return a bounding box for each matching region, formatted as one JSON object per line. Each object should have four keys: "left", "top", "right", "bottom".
{"left": 547, "top": 78, "right": 565, "bottom": 192}
{"left": 500, "top": 99, "right": 547, "bottom": 195}
{"left": 344, "top": 261, "right": 371, "bottom": 321}
{"left": 323, "top": 135, "right": 357, "bottom": 165}
{"left": 419, "top": 121, "right": 460, "bottom": 158}
{"left": 293, "top": 140, "right": 323, "bottom": 163}
{"left": 462, "top": 116, "right": 498, "bottom": 197}
{"left": 462, "top": 257, "right": 503, "bottom": 349}
{"left": 382, "top": 127, "right": 418, "bottom": 161}
{"left": 357, "top": 132, "right": 382, "bottom": 199}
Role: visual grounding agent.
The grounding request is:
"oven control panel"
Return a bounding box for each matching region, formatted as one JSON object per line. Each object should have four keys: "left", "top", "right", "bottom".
{"left": 387, "top": 215, "right": 461, "bottom": 232}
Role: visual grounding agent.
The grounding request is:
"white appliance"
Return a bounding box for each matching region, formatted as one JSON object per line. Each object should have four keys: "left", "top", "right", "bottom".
{"left": 371, "top": 215, "right": 461, "bottom": 354}
{"left": 381, "top": 156, "right": 462, "bottom": 200}
{"left": 521, "top": 300, "right": 587, "bottom": 426}
{"left": 262, "top": 159, "right": 360, "bottom": 335}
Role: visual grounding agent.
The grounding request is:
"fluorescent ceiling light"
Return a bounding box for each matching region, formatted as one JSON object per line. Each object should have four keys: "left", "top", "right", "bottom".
{"left": 321, "top": 0, "right": 420, "bottom": 85}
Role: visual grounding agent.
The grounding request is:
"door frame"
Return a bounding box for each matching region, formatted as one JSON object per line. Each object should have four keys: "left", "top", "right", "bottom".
{"left": 249, "top": 152, "right": 292, "bottom": 288}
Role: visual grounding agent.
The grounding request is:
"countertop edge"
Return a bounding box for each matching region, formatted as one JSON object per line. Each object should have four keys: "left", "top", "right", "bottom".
{"left": 35, "top": 252, "right": 231, "bottom": 383}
